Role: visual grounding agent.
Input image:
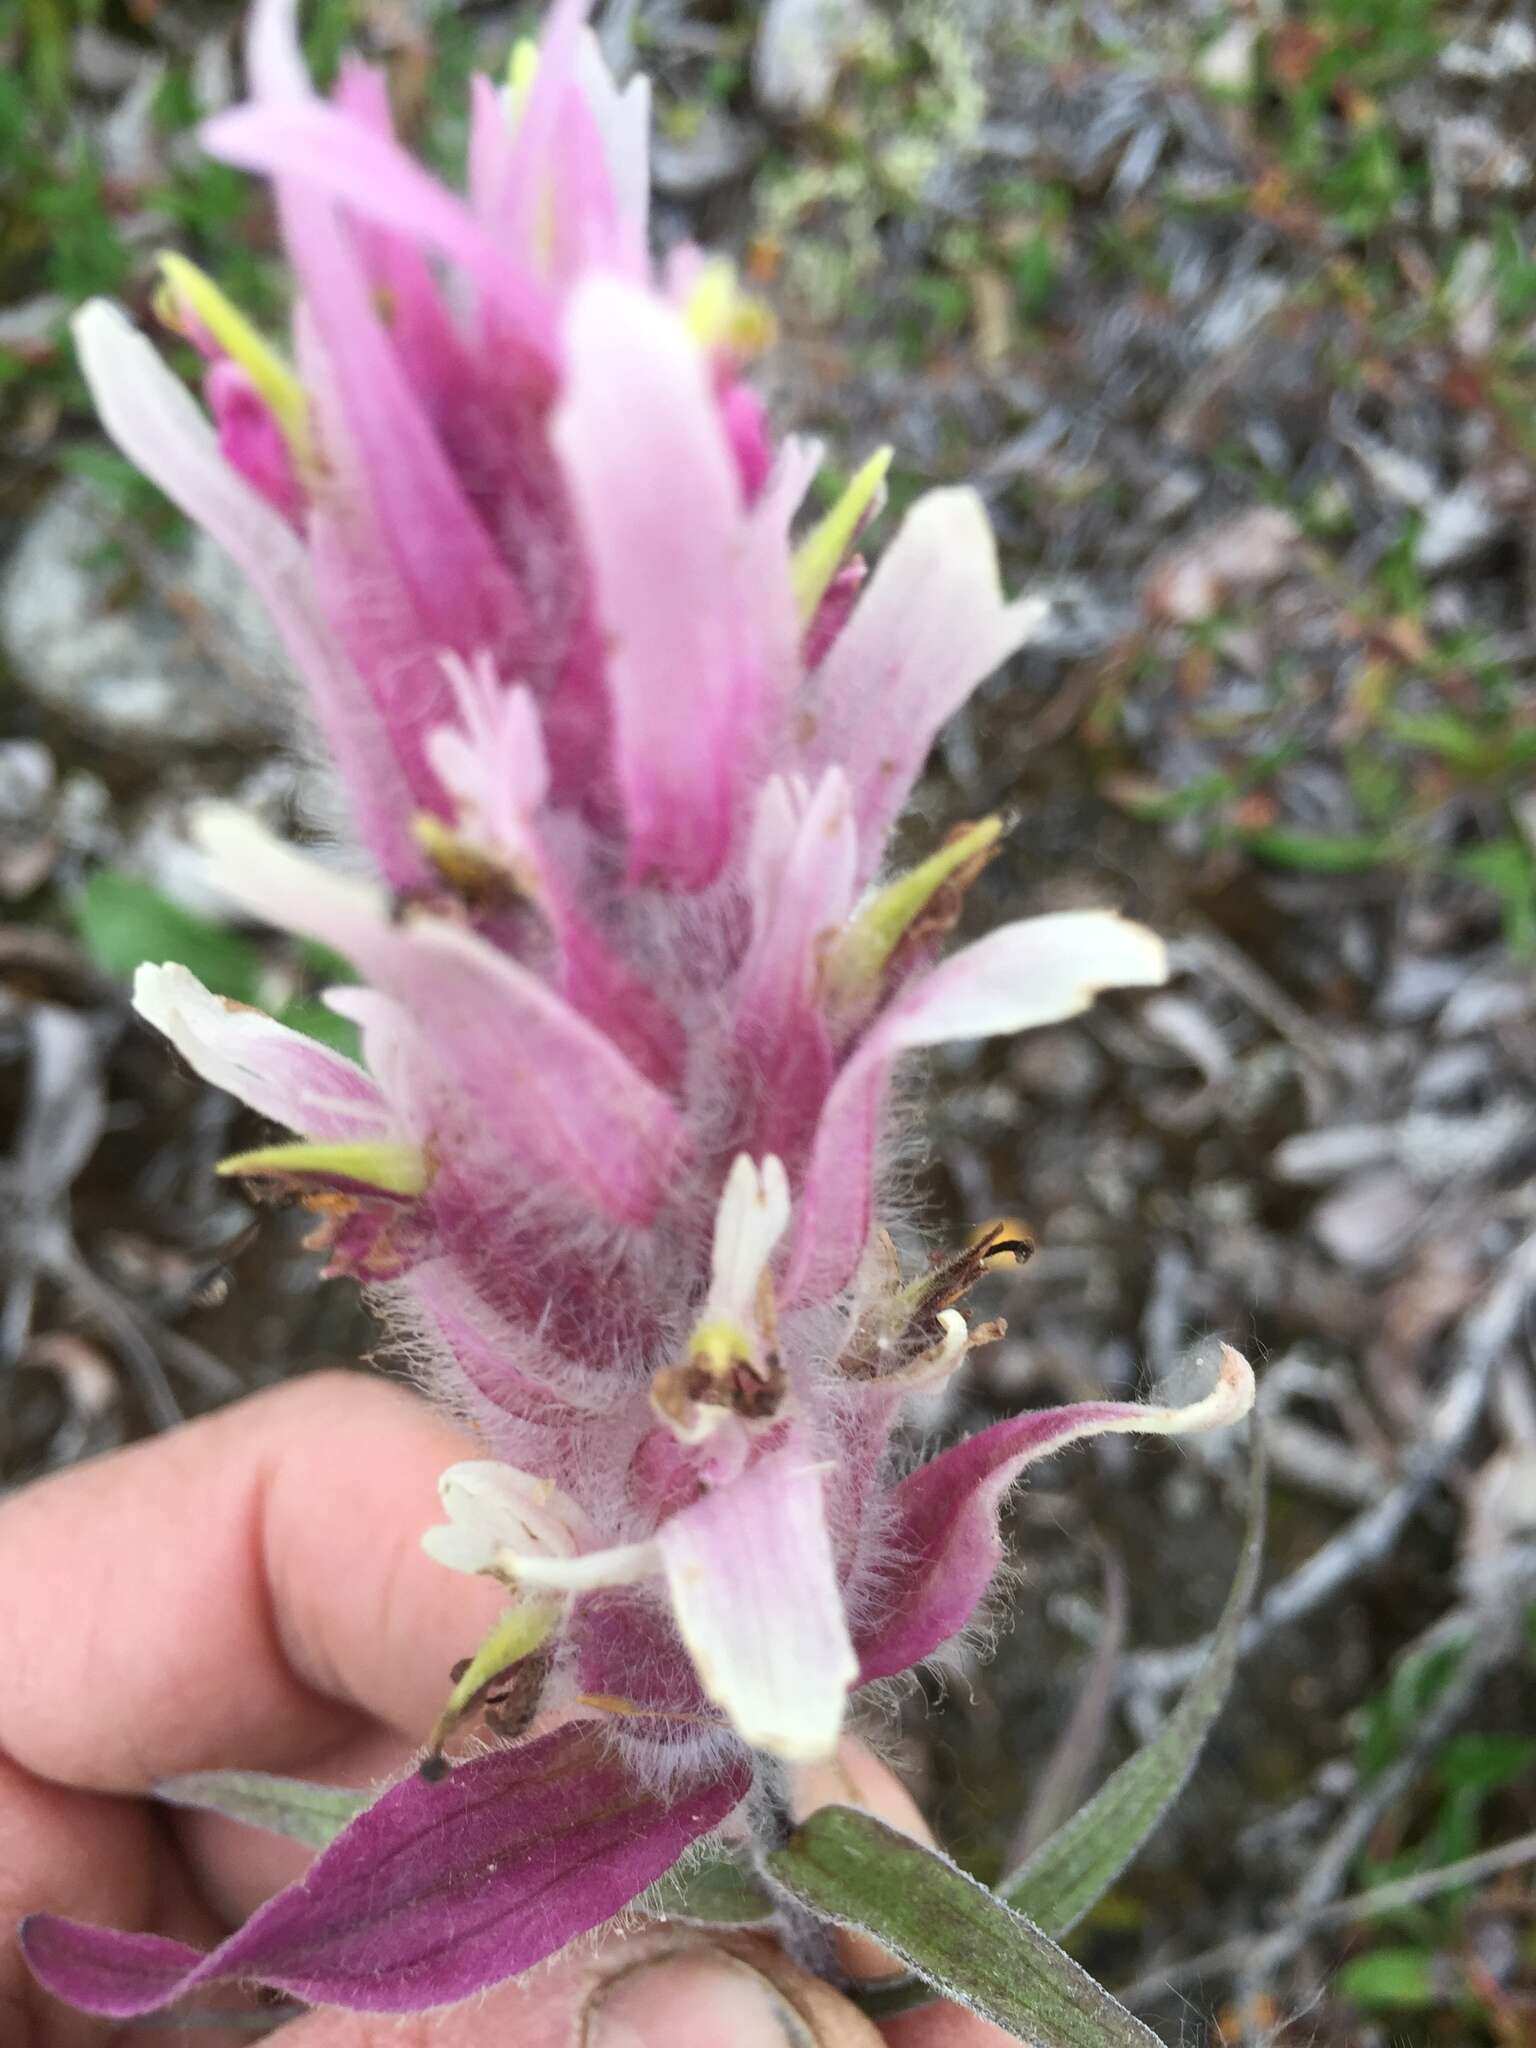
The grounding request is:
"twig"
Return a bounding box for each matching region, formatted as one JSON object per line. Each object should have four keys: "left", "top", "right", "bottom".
{"left": 1, "top": 1004, "right": 108, "bottom": 1367}
{"left": 131, "top": 1310, "right": 244, "bottom": 1400}
{"left": 1009, "top": 1544, "right": 1128, "bottom": 1866}
{"left": 52, "top": 1247, "right": 184, "bottom": 1432}
{"left": 1173, "top": 925, "right": 1343, "bottom": 1113}
{"left": 1117, "top": 1827, "right": 1536, "bottom": 2006}
{"left": 1125, "top": 1234, "right": 1536, "bottom": 1696}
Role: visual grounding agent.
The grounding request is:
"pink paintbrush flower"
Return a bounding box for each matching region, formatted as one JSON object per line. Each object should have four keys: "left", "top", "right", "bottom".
{"left": 32, "top": 0, "right": 1255, "bottom": 2020}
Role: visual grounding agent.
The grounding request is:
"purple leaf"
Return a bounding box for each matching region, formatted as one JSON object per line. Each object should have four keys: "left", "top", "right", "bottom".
{"left": 855, "top": 1346, "right": 1254, "bottom": 1682}
{"left": 23, "top": 1726, "right": 749, "bottom": 2018}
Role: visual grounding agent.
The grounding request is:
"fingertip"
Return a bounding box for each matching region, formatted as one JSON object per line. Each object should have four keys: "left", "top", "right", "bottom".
{"left": 256, "top": 1373, "right": 506, "bottom": 1740}
{"left": 0, "top": 1370, "right": 499, "bottom": 1798}
{"left": 793, "top": 1740, "right": 933, "bottom": 1845}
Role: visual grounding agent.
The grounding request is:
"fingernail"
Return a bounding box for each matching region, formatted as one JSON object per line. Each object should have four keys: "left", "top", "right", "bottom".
{"left": 585, "top": 1950, "right": 814, "bottom": 2048}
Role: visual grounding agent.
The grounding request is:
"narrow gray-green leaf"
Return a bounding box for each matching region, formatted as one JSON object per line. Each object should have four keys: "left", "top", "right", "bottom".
{"left": 767, "top": 1808, "right": 1161, "bottom": 2047}
{"left": 1003, "top": 1433, "right": 1266, "bottom": 1934}
{"left": 644, "top": 1849, "right": 777, "bottom": 1926}
{"left": 156, "top": 1771, "right": 372, "bottom": 1849}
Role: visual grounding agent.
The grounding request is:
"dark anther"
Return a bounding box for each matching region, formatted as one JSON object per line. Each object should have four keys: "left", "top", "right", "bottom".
{"left": 985, "top": 1237, "right": 1034, "bottom": 1265}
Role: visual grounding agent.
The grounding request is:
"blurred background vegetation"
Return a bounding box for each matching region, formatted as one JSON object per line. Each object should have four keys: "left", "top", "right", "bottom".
{"left": 3, "top": 1, "right": 1536, "bottom": 2041}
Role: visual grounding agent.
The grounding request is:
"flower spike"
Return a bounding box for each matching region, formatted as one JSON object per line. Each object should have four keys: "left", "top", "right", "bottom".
{"left": 55, "top": 0, "right": 1252, "bottom": 2020}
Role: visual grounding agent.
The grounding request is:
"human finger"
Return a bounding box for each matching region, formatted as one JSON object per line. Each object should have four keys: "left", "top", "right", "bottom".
{"left": 0, "top": 1752, "right": 237, "bottom": 2048}
{"left": 267, "top": 1932, "right": 883, "bottom": 2048}
{"left": 0, "top": 1371, "right": 503, "bottom": 1805}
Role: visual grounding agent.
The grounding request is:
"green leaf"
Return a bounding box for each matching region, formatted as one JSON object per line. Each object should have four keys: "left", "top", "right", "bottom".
{"left": 1358, "top": 1635, "right": 1467, "bottom": 1779}
{"left": 296, "top": 939, "right": 359, "bottom": 985}
{"left": 766, "top": 1809, "right": 1161, "bottom": 2046}
{"left": 279, "top": 940, "right": 362, "bottom": 1055}
{"left": 1454, "top": 837, "right": 1536, "bottom": 953}
{"left": 155, "top": 1770, "right": 371, "bottom": 1849}
{"left": 1434, "top": 1733, "right": 1536, "bottom": 1795}
{"left": 76, "top": 871, "right": 365, "bottom": 1056}
{"left": 1335, "top": 1946, "right": 1440, "bottom": 2011}
{"left": 644, "top": 1850, "right": 777, "bottom": 1927}
{"left": 55, "top": 447, "right": 179, "bottom": 531}
{"left": 1386, "top": 710, "right": 1498, "bottom": 773}
{"left": 1001, "top": 1434, "right": 1266, "bottom": 1937}
{"left": 1011, "top": 234, "right": 1058, "bottom": 321}
{"left": 76, "top": 871, "right": 261, "bottom": 1004}
{"left": 1238, "top": 827, "right": 1392, "bottom": 872}
{"left": 273, "top": 995, "right": 362, "bottom": 1061}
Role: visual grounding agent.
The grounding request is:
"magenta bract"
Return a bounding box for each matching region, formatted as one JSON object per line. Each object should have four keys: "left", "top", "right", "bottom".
{"left": 24, "top": 1727, "right": 747, "bottom": 2014}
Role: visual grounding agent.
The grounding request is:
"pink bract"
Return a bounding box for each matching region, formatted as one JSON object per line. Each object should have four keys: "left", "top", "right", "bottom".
{"left": 41, "top": 0, "right": 1255, "bottom": 2020}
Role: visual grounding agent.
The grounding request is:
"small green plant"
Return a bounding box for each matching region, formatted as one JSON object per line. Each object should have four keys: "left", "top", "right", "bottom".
{"left": 1336, "top": 1635, "right": 1536, "bottom": 2033}
{"left": 76, "top": 870, "right": 264, "bottom": 1003}
{"left": 1492, "top": 212, "right": 1536, "bottom": 327}
{"left": 75, "top": 871, "right": 361, "bottom": 1055}
{"left": 1255, "top": 0, "right": 1446, "bottom": 241}
{"left": 1335, "top": 1944, "right": 1450, "bottom": 2014}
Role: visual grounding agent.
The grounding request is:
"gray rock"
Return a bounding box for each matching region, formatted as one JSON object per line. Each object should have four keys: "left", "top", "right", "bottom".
{"left": 1416, "top": 482, "right": 1505, "bottom": 573}
{"left": 1140, "top": 993, "right": 1234, "bottom": 1085}
{"left": 651, "top": 107, "right": 763, "bottom": 196}
{"left": 1439, "top": 971, "right": 1534, "bottom": 1038}
{"left": 1413, "top": 1043, "right": 1495, "bottom": 1108}
{"left": 1440, "top": 20, "right": 1536, "bottom": 81}
{"left": 1376, "top": 955, "right": 1465, "bottom": 1023}
{"left": 0, "top": 295, "right": 70, "bottom": 354}
{"left": 1011, "top": 1028, "right": 1106, "bottom": 1103}
{"left": 0, "top": 742, "right": 59, "bottom": 900}
{"left": 1272, "top": 1124, "right": 1398, "bottom": 1186}
{"left": 1196, "top": 18, "right": 1257, "bottom": 93}
{"left": 754, "top": 0, "right": 869, "bottom": 121}
{"left": 1, "top": 481, "right": 286, "bottom": 748}
{"left": 1432, "top": 115, "right": 1532, "bottom": 235}
{"left": 1397, "top": 1102, "right": 1533, "bottom": 1187}
{"left": 1312, "top": 1168, "right": 1423, "bottom": 1269}
{"left": 0, "top": 743, "right": 54, "bottom": 825}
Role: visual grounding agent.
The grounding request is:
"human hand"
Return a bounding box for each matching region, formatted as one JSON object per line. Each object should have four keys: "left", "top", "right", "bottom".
{"left": 0, "top": 1371, "right": 1009, "bottom": 2048}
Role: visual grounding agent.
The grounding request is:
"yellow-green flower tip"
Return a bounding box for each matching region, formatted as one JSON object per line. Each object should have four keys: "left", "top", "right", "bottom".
{"left": 425, "top": 1598, "right": 560, "bottom": 1761}
{"left": 507, "top": 35, "right": 540, "bottom": 110}
{"left": 791, "top": 445, "right": 893, "bottom": 625}
{"left": 822, "top": 813, "right": 1006, "bottom": 1019}
{"left": 215, "top": 1139, "right": 429, "bottom": 1197}
{"left": 682, "top": 259, "right": 777, "bottom": 359}
{"left": 410, "top": 812, "right": 531, "bottom": 906}
{"left": 155, "top": 251, "right": 310, "bottom": 460}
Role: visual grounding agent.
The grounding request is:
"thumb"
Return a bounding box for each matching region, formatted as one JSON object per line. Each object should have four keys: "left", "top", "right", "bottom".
{"left": 264, "top": 1931, "right": 882, "bottom": 2048}
{"left": 583, "top": 1936, "right": 883, "bottom": 2047}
